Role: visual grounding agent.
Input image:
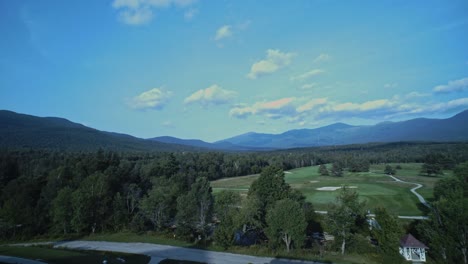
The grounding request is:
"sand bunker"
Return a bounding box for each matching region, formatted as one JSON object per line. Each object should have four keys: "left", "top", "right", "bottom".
{"left": 316, "top": 186, "right": 358, "bottom": 191}
{"left": 309, "top": 180, "right": 319, "bottom": 183}
{"left": 284, "top": 171, "right": 292, "bottom": 174}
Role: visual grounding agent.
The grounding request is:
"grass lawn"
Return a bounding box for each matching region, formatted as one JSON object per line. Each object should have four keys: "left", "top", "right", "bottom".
{"left": 0, "top": 245, "right": 150, "bottom": 264}
{"left": 211, "top": 163, "right": 448, "bottom": 216}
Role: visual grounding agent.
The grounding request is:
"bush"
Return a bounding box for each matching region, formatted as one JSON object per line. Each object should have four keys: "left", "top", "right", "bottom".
{"left": 129, "top": 213, "right": 146, "bottom": 233}
{"left": 347, "top": 234, "right": 375, "bottom": 254}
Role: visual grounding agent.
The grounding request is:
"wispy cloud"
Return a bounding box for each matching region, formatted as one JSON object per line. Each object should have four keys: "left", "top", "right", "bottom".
{"left": 229, "top": 97, "right": 296, "bottom": 119}
{"left": 395, "top": 97, "right": 468, "bottom": 116}
{"left": 214, "top": 25, "right": 232, "bottom": 41}
{"left": 296, "top": 98, "right": 328, "bottom": 113}
{"left": 299, "top": 83, "right": 317, "bottom": 90}
{"left": 290, "top": 69, "right": 325, "bottom": 81}
{"left": 128, "top": 87, "right": 172, "bottom": 110}
{"left": 404, "top": 91, "right": 430, "bottom": 99}
{"left": 184, "top": 8, "right": 198, "bottom": 20}
{"left": 184, "top": 84, "right": 237, "bottom": 106}
{"left": 112, "top": 0, "right": 197, "bottom": 25}
{"left": 229, "top": 88, "right": 468, "bottom": 127}
{"left": 313, "top": 53, "right": 331, "bottom": 63}
{"left": 247, "top": 49, "right": 296, "bottom": 79}
{"left": 384, "top": 83, "right": 398, "bottom": 88}
{"left": 433, "top": 77, "right": 468, "bottom": 94}
{"left": 213, "top": 21, "right": 251, "bottom": 46}
{"left": 162, "top": 120, "right": 175, "bottom": 128}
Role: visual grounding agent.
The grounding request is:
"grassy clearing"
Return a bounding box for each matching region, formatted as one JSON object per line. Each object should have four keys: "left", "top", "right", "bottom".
{"left": 211, "top": 163, "right": 447, "bottom": 216}
{"left": 0, "top": 245, "right": 150, "bottom": 264}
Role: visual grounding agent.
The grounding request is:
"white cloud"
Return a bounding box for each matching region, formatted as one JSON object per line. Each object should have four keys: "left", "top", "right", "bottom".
{"left": 313, "top": 53, "right": 331, "bottom": 63}
{"left": 297, "top": 98, "right": 327, "bottom": 113}
{"left": 408, "top": 97, "right": 468, "bottom": 114}
{"left": 230, "top": 97, "right": 296, "bottom": 119}
{"left": 247, "top": 49, "right": 296, "bottom": 79}
{"left": 229, "top": 91, "right": 468, "bottom": 126}
{"left": 290, "top": 69, "right": 325, "bottom": 81}
{"left": 128, "top": 88, "right": 172, "bottom": 110}
{"left": 184, "top": 84, "right": 237, "bottom": 105}
{"left": 433, "top": 77, "right": 468, "bottom": 93}
{"left": 112, "top": 0, "right": 197, "bottom": 25}
{"left": 214, "top": 25, "right": 232, "bottom": 41}
{"left": 331, "top": 99, "right": 395, "bottom": 113}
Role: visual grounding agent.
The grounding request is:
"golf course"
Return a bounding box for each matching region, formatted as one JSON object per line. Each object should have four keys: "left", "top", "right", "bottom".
{"left": 211, "top": 163, "right": 449, "bottom": 216}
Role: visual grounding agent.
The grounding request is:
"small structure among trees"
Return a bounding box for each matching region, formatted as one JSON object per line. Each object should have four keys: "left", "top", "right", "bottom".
{"left": 399, "top": 234, "right": 428, "bottom": 262}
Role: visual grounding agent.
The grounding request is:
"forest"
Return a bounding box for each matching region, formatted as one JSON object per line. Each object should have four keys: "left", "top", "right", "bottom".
{"left": 0, "top": 142, "right": 467, "bottom": 263}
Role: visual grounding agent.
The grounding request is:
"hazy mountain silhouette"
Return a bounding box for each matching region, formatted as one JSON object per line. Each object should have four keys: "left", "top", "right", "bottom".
{"left": 1, "top": 109, "right": 467, "bottom": 151}
{"left": 215, "top": 110, "right": 468, "bottom": 149}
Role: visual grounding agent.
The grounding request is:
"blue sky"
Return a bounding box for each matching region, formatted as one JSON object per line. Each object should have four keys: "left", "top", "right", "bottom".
{"left": 1, "top": 0, "right": 468, "bottom": 142}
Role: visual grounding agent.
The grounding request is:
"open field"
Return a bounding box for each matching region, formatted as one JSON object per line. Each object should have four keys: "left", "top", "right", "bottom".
{"left": 211, "top": 163, "right": 450, "bottom": 216}
{"left": 0, "top": 245, "right": 150, "bottom": 264}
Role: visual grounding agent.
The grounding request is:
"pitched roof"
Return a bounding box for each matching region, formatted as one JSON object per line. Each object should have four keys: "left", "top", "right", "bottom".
{"left": 400, "top": 234, "right": 428, "bottom": 248}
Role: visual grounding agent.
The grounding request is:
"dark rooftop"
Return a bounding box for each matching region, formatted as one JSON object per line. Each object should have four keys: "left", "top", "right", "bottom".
{"left": 400, "top": 234, "right": 428, "bottom": 248}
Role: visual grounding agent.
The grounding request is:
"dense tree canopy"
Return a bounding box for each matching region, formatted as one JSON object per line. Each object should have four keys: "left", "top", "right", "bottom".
{"left": 0, "top": 143, "right": 467, "bottom": 260}
{"left": 418, "top": 162, "right": 468, "bottom": 264}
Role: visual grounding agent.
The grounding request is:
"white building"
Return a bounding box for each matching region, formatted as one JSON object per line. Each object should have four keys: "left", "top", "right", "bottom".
{"left": 399, "top": 234, "right": 428, "bottom": 263}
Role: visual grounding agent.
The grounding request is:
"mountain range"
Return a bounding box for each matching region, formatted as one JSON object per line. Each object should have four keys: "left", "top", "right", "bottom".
{"left": 212, "top": 110, "right": 468, "bottom": 149}
{"left": 1, "top": 109, "right": 468, "bottom": 152}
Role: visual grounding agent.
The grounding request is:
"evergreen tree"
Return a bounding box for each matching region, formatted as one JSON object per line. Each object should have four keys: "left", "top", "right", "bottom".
{"left": 372, "top": 207, "right": 404, "bottom": 263}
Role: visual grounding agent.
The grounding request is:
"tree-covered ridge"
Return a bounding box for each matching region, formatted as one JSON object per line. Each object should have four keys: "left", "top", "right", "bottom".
{"left": 0, "top": 110, "right": 195, "bottom": 152}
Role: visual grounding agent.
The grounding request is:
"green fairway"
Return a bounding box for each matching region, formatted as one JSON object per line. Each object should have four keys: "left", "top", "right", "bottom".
{"left": 0, "top": 246, "right": 150, "bottom": 264}
{"left": 211, "top": 163, "right": 447, "bottom": 216}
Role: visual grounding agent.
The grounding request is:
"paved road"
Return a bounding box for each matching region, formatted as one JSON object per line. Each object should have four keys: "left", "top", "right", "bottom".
{"left": 0, "top": 255, "right": 47, "bottom": 264}
{"left": 53, "top": 240, "right": 323, "bottom": 264}
{"left": 315, "top": 210, "right": 428, "bottom": 220}
{"left": 387, "top": 175, "right": 430, "bottom": 208}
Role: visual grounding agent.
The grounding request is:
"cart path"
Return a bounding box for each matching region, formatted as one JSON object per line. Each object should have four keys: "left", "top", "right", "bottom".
{"left": 387, "top": 175, "right": 430, "bottom": 208}
{"left": 51, "top": 240, "right": 323, "bottom": 264}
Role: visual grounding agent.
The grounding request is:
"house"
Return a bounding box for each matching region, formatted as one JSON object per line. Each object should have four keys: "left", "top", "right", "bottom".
{"left": 399, "top": 234, "right": 428, "bottom": 263}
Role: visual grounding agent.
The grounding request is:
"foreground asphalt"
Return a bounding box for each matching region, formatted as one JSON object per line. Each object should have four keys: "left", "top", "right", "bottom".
{"left": 53, "top": 240, "right": 323, "bottom": 264}
{"left": 0, "top": 255, "right": 47, "bottom": 264}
